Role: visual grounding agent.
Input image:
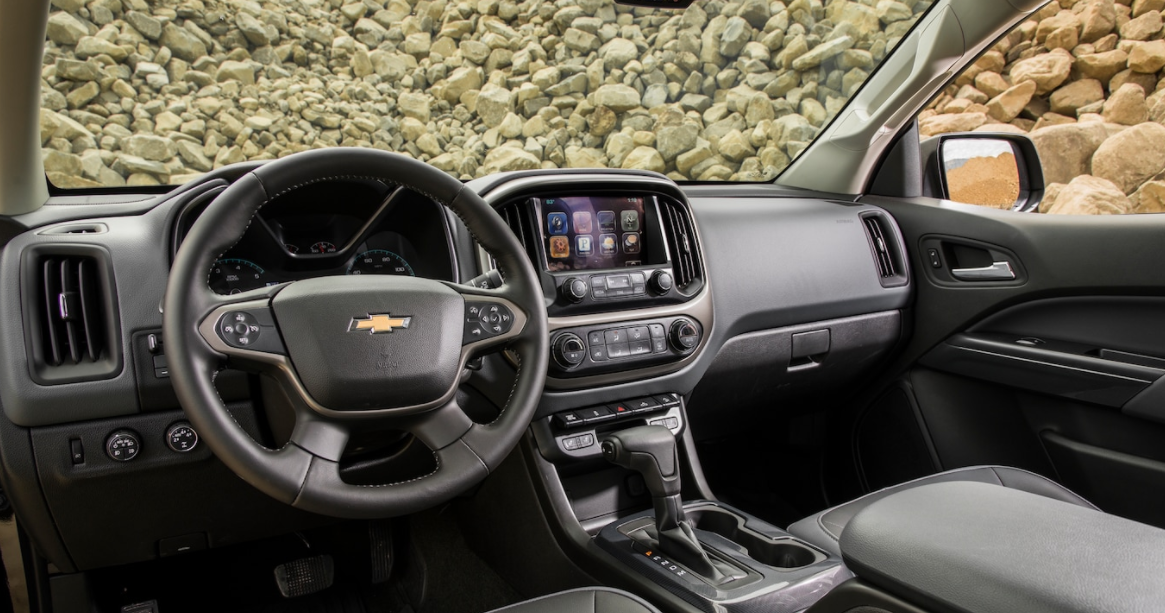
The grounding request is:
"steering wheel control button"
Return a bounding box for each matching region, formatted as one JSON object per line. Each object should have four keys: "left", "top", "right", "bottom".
{"left": 463, "top": 302, "right": 514, "bottom": 343}
{"left": 105, "top": 430, "right": 141, "bottom": 462}
{"left": 215, "top": 308, "right": 285, "bottom": 354}
{"left": 165, "top": 422, "right": 199, "bottom": 453}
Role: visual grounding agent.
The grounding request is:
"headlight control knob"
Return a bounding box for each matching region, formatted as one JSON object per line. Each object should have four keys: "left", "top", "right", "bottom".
{"left": 105, "top": 430, "right": 141, "bottom": 462}
{"left": 166, "top": 422, "right": 199, "bottom": 453}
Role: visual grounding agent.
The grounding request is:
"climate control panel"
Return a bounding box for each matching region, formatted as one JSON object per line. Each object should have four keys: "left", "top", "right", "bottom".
{"left": 548, "top": 316, "right": 703, "bottom": 377}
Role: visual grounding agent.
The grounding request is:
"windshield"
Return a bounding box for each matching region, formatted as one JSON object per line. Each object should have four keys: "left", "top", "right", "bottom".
{"left": 40, "top": 0, "right": 924, "bottom": 189}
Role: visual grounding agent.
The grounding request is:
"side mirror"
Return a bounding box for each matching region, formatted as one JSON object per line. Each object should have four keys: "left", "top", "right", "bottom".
{"left": 921, "top": 133, "right": 1045, "bottom": 212}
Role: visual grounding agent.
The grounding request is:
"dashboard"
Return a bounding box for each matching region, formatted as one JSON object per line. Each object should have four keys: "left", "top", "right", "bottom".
{"left": 172, "top": 179, "right": 458, "bottom": 294}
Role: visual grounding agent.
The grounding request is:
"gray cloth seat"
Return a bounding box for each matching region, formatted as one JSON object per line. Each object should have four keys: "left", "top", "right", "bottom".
{"left": 788, "top": 465, "right": 1098, "bottom": 557}
{"left": 487, "top": 588, "right": 661, "bottom": 613}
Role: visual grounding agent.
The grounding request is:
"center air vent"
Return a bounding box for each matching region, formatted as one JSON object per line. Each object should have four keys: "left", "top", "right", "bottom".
{"left": 22, "top": 245, "right": 122, "bottom": 384}
{"left": 860, "top": 212, "right": 909, "bottom": 288}
{"left": 659, "top": 199, "right": 704, "bottom": 294}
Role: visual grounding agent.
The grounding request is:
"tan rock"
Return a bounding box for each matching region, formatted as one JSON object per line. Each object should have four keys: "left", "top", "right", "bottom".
{"left": 1049, "top": 79, "right": 1105, "bottom": 116}
{"left": 1046, "top": 25, "right": 1080, "bottom": 51}
{"left": 1129, "top": 180, "right": 1165, "bottom": 212}
{"left": 956, "top": 85, "right": 989, "bottom": 104}
{"left": 1029, "top": 122, "right": 1110, "bottom": 184}
{"left": 1128, "top": 40, "right": 1165, "bottom": 72}
{"left": 1009, "top": 50, "right": 1074, "bottom": 95}
{"left": 1033, "top": 113, "right": 1077, "bottom": 131}
{"left": 919, "top": 112, "right": 988, "bottom": 137}
{"left": 987, "top": 80, "right": 1037, "bottom": 123}
{"left": 1039, "top": 182, "right": 1066, "bottom": 214}
{"left": 1110, "top": 69, "right": 1158, "bottom": 96}
{"left": 1075, "top": 50, "right": 1130, "bottom": 82}
{"left": 1046, "top": 175, "right": 1131, "bottom": 214}
{"left": 1119, "top": 9, "right": 1163, "bottom": 40}
{"left": 1091, "top": 122, "right": 1165, "bottom": 193}
{"left": 1079, "top": 0, "right": 1117, "bottom": 43}
{"left": 1134, "top": 0, "right": 1165, "bottom": 18}
{"left": 1103, "top": 83, "right": 1149, "bottom": 125}
{"left": 975, "top": 72, "right": 1010, "bottom": 98}
{"left": 1036, "top": 11, "right": 1082, "bottom": 44}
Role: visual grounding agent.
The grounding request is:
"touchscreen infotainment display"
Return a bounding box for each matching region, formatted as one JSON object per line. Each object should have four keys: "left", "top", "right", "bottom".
{"left": 536, "top": 196, "right": 651, "bottom": 272}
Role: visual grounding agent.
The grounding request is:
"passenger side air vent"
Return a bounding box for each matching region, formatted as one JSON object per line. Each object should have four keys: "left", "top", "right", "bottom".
{"left": 659, "top": 198, "right": 704, "bottom": 294}
{"left": 22, "top": 245, "right": 122, "bottom": 384}
{"left": 860, "top": 212, "right": 909, "bottom": 288}
{"left": 496, "top": 200, "right": 540, "bottom": 269}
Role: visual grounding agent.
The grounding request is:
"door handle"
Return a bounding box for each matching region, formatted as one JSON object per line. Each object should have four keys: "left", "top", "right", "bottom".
{"left": 950, "top": 261, "right": 1015, "bottom": 281}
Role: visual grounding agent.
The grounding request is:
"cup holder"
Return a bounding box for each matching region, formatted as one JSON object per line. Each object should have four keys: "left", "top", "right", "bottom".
{"left": 688, "top": 506, "right": 823, "bottom": 569}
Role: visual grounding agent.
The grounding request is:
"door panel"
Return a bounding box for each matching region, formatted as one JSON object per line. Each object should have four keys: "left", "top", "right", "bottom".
{"left": 860, "top": 197, "right": 1165, "bottom": 528}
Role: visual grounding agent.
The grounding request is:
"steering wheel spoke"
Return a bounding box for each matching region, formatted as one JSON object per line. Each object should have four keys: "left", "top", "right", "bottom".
{"left": 289, "top": 411, "right": 351, "bottom": 463}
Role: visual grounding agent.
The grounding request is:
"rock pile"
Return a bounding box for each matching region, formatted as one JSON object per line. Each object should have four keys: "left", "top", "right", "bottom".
{"left": 921, "top": 0, "right": 1165, "bottom": 214}
{"left": 39, "top": 0, "right": 927, "bottom": 187}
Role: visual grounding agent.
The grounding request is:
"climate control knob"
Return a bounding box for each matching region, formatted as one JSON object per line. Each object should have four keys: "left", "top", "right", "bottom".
{"left": 561, "top": 277, "right": 589, "bottom": 303}
{"left": 669, "top": 319, "right": 701, "bottom": 353}
{"left": 553, "top": 333, "right": 587, "bottom": 368}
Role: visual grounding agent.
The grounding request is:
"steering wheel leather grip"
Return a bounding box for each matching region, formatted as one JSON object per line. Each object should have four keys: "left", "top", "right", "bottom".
{"left": 164, "top": 149, "right": 548, "bottom": 518}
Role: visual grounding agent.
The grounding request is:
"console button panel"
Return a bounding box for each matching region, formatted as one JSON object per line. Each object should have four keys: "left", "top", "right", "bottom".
{"left": 550, "top": 317, "right": 702, "bottom": 377}
{"left": 535, "top": 393, "right": 684, "bottom": 462}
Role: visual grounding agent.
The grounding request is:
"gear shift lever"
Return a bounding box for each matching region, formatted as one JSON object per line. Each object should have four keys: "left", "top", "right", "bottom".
{"left": 602, "top": 426, "right": 724, "bottom": 580}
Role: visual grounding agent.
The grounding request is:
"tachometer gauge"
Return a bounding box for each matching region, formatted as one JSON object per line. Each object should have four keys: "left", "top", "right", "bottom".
{"left": 284, "top": 243, "right": 300, "bottom": 254}
{"left": 209, "top": 259, "right": 272, "bottom": 294}
{"left": 310, "top": 241, "right": 337, "bottom": 254}
{"left": 347, "top": 250, "right": 416, "bottom": 276}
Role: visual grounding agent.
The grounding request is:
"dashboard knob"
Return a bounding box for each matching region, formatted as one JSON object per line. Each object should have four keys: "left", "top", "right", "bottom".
{"left": 553, "top": 333, "right": 587, "bottom": 368}
{"left": 669, "top": 319, "right": 701, "bottom": 353}
{"left": 561, "top": 277, "right": 589, "bottom": 303}
{"left": 649, "top": 271, "right": 673, "bottom": 295}
{"left": 166, "top": 422, "right": 199, "bottom": 453}
{"left": 105, "top": 430, "right": 141, "bottom": 462}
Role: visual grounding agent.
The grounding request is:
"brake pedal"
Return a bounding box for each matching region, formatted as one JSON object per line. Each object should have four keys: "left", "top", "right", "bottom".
{"left": 274, "top": 554, "right": 335, "bottom": 598}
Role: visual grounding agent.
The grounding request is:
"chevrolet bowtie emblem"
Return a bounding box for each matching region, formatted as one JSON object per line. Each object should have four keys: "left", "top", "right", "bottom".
{"left": 348, "top": 314, "right": 412, "bottom": 334}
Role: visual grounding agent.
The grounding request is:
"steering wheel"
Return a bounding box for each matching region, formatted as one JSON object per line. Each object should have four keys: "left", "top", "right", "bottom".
{"left": 164, "top": 149, "right": 549, "bottom": 519}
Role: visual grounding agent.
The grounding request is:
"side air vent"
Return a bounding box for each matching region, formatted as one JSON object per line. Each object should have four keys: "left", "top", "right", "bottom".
{"left": 860, "top": 212, "right": 909, "bottom": 288}
{"left": 22, "top": 245, "right": 122, "bottom": 384}
{"left": 659, "top": 198, "right": 704, "bottom": 294}
{"left": 496, "top": 199, "right": 540, "bottom": 269}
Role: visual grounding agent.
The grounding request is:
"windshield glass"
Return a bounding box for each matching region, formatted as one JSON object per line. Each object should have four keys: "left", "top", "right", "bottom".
{"left": 40, "top": 0, "right": 925, "bottom": 188}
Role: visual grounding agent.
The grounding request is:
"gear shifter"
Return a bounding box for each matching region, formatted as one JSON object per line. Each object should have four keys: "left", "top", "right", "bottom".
{"left": 602, "top": 426, "right": 727, "bottom": 581}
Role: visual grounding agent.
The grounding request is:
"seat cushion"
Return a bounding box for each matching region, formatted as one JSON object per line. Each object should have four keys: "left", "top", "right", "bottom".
{"left": 486, "top": 588, "right": 661, "bottom": 613}
{"left": 788, "top": 465, "right": 1097, "bottom": 557}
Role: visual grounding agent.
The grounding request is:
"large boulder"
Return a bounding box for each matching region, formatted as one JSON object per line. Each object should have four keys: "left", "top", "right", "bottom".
{"left": 1029, "top": 122, "right": 1110, "bottom": 185}
{"left": 1009, "top": 50, "right": 1074, "bottom": 95}
{"left": 1091, "top": 122, "right": 1165, "bottom": 193}
{"left": 1046, "top": 175, "right": 1131, "bottom": 215}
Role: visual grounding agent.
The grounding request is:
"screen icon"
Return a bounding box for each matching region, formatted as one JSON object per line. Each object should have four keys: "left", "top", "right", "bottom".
{"left": 573, "top": 212, "right": 592, "bottom": 234}
{"left": 599, "top": 234, "right": 617, "bottom": 256}
{"left": 549, "top": 235, "right": 570, "bottom": 258}
{"left": 547, "top": 212, "right": 568, "bottom": 235}
{"left": 577, "top": 235, "right": 593, "bottom": 256}
{"left": 598, "top": 211, "right": 616, "bottom": 232}
{"left": 622, "top": 232, "right": 641, "bottom": 254}
{"left": 620, "top": 210, "right": 639, "bottom": 232}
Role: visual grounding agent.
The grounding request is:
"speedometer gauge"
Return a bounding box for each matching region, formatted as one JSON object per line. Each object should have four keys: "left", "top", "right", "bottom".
{"left": 209, "top": 259, "right": 272, "bottom": 294}
{"left": 347, "top": 250, "right": 415, "bottom": 276}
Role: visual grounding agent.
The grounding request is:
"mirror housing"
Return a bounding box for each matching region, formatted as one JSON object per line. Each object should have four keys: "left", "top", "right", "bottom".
{"left": 921, "top": 133, "right": 1045, "bottom": 212}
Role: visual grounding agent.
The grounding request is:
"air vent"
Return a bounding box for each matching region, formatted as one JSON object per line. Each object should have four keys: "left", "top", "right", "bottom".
{"left": 39, "top": 223, "right": 108, "bottom": 235}
{"left": 860, "top": 212, "right": 909, "bottom": 288}
{"left": 22, "top": 245, "right": 122, "bottom": 384}
{"left": 496, "top": 199, "right": 540, "bottom": 269}
{"left": 659, "top": 199, "right": 704, "bottom": 293}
